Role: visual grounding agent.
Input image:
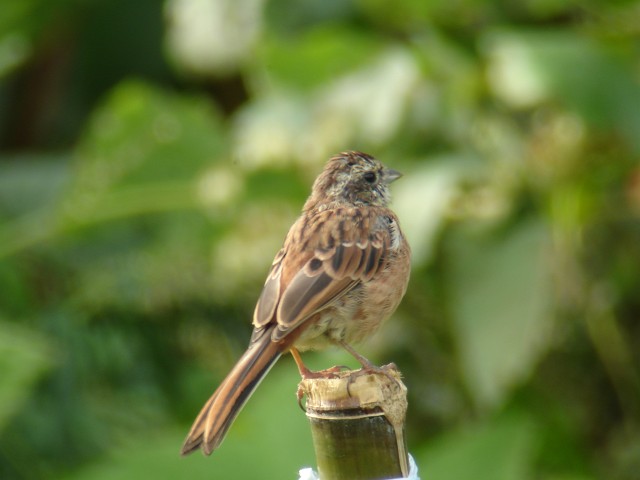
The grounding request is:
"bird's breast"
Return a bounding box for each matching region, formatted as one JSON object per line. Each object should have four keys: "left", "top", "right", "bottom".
{"left": 292, "top": 246, "right": 410, "bottom": 351}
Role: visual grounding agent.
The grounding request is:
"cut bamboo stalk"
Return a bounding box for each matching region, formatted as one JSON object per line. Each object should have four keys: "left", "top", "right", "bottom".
{"left": 299, "top": 364, "right": 409, "bottom": 480}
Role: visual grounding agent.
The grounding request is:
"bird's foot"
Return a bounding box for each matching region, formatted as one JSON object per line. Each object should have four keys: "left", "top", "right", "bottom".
{"left": 345, "top": 362, "right": 402, "bottom": 396}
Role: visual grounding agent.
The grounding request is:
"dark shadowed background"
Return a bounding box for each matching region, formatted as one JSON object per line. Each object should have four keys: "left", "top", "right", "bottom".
{"left": 1, "top": 0, "right": 639, "bottom": 479}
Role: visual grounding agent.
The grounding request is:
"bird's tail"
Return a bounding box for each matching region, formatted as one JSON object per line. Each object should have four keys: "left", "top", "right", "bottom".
{"left": 181, "top": 332, "right": 283, "bottom": 455}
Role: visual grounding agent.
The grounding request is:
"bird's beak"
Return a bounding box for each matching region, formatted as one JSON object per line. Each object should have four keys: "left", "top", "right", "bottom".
{"left": 383, "top": 168, "right": 402, "bottom": 184}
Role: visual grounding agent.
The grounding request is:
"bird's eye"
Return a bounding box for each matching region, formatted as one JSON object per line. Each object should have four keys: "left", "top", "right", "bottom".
{"left": 363, "top": 172, "right": 377, "bottom": 183}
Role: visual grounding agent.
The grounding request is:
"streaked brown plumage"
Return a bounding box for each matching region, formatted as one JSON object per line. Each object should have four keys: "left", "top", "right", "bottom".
{"left": 181, "top": 151, "right": 411, "bottom": 456}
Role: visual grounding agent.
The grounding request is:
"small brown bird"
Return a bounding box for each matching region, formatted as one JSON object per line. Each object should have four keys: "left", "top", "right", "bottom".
{"left": 181, "top": 151, "right": 411, "bottom": 456}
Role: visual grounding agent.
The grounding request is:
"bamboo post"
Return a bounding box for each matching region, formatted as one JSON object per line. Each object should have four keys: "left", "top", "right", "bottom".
{"left": 298, "top": 364, "right": 409, "bottom": 480}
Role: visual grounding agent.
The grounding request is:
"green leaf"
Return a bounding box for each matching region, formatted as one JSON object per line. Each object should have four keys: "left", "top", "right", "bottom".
{"left": 60, "top": 364, "right": 313, "bottom": 480}
{"left": 260, "top": 24, "right": 383, "bottom": 90}
{"left": 0, "top": 154, "right": 70, "bottom": 217}
{"left": 448, "top": 217, "right": 552, "bottom": 408}
{"left": 62, "top": 79, "right": 227, "bottom": 226}
{"left": 416, "top": 414, "right": 537, "bottom": 480}
{"left": 484, "top": 30, "right": 640, "bottom": 151}
{"left": 393, "top": 155, "right": 485, "bottom": 266}
{"left": 0, "top": 0, "right": 76, "bottom": 76}
{"left": 0, "top": 321, "right": 55, "bottom": 429}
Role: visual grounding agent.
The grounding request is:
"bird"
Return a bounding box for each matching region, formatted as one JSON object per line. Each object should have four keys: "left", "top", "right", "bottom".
{"left": 181, "top": 151, "right": 411, "bottom": 456}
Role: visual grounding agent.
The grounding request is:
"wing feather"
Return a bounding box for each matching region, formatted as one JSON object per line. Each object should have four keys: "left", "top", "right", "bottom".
{"left": 253, "top": 249, "right": 285, "bottom": 327}
{"left": 275, "top": 270, "right": 354, "bottom": 334}
{"left": 253, "top": 209, "right": 394, "bottom": 342}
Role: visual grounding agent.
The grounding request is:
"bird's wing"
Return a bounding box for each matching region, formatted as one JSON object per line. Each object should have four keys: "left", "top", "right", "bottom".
{"left": 253, "top": 248, "right": 285, "bottom": 329}
{"left": 252, "top": 210, "right": 391, "bottom": 341}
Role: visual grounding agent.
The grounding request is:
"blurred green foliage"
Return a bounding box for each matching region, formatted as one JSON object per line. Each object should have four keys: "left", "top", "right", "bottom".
{"left": 1, "top": 0, "right": 639, "bottom": 479}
